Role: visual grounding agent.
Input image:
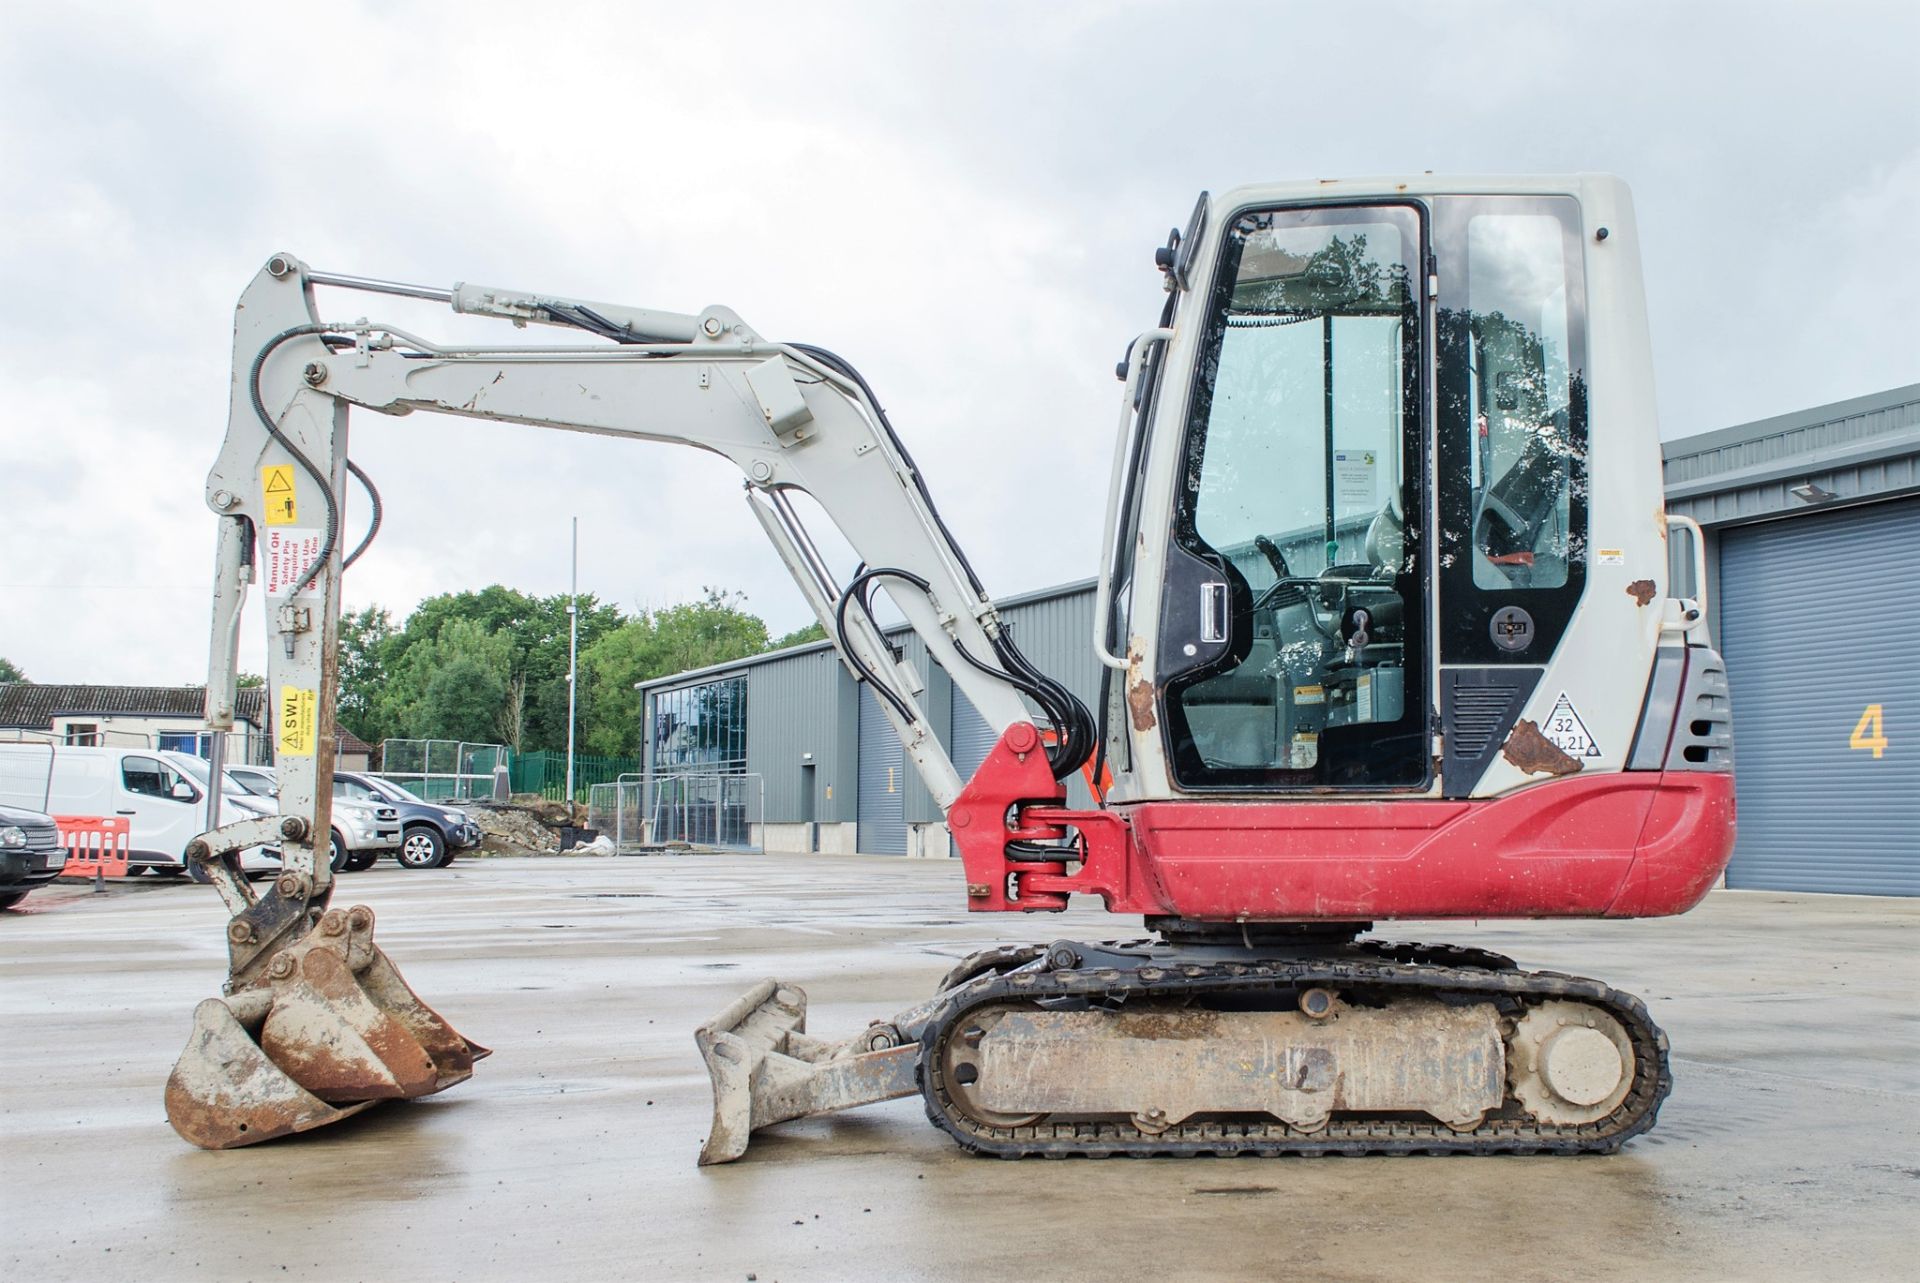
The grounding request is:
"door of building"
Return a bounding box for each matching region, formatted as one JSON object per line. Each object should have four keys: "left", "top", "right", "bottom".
{"left": 1718, "top": 496, "right": 1919, "bottom": 894}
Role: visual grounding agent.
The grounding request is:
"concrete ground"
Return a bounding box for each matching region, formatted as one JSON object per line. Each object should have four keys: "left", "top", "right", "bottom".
{"left": 2, "top": 855, "right": 1915, "bottom": 1283}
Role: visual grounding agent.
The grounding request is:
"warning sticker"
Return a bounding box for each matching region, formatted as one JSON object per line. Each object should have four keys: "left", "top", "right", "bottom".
{"left": 1596, "top": 548, "right": 1626, "bottom": 566}
{"left": 1290, "top": 732, "right": 1319, "bottom": 770}
{"left": 1542, "top": 692, "right": 1602, "bottom": 758}
{"left": 278, "top": 686, "right": 317, "bottom": 757}
{"left": 262, "top": 527, "right": 323, "bottom": 596}
{"left": 261, "top": 464, "right": 299, "bottom": 525}
{"left": 1293, "top": 684, "right": 1326, "bottom": 706}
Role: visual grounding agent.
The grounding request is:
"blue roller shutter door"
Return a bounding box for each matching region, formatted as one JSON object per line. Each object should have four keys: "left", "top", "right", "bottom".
{"left": 857, "top": 683, "right": 906, "bottom": 855}
{"left": 1717, "top": 497, "right": 1919, "bottom": 895}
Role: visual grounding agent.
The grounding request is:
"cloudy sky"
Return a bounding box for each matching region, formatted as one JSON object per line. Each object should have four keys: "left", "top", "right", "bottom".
{"left": 2, "top": 1, "right": 1915, "bottom": 686}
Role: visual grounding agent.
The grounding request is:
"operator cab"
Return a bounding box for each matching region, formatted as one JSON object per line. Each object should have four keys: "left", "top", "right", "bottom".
{"left": 1112, "top": 184, "right": 1592, "bottom": 795}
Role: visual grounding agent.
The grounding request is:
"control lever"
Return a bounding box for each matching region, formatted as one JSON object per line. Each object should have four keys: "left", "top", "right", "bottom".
{"left": 1253, "top": 534, "right": 1291, "bottom": 581}
{"left": 1345, "top": 608, "right": 1371, "bottom": 663}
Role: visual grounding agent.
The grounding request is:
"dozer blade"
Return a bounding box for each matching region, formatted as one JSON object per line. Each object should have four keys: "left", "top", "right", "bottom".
{"left": 696, "top": 979, "right": 921, "bottom": 1165}
{"left": 166, "top": 906, "right": 488, "bottom": 1150}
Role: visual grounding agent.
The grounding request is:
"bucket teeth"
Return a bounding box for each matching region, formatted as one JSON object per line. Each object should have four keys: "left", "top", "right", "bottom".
{"left": 165, "top": 998, "right": 378, "bottom": 1148}
{"left": 166, "top": 906, "right": 486, "bottom": 1149}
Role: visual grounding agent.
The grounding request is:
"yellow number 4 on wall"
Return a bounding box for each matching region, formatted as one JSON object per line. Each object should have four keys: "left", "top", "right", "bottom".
{"left": 1849, "top": 704, "right": 1889, "bottom": 759}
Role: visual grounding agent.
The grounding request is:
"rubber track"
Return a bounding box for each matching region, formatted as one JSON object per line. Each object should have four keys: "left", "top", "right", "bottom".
{"left": 918, "top": 950, "right": 1670, "bottom": 1158}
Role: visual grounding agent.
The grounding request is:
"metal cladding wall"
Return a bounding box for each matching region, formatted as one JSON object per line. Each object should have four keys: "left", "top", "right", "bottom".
{"left": 1717, "top": 496, "right": 1920, "bottom": 895}
{"left": 1666, "top": 385, "right": 1920, "bottom": 530}
{"left": 745, "top": 648, "right": 856, "bottom": 824}
{"left": 857, "top": 682, "right": 906, "bottom": 853}
{"left": 950, "top": 689, "right": 998, "bottom": 780}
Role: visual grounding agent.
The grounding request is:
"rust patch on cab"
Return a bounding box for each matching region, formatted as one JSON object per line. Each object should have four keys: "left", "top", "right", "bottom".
{"left": 1127, "top": 680, "right": 1157, "bottom": 731}
{"left": 1502, "top": 719, "right": 1583, "bottom": 777}
{"left": 1626, "top": 578, "right": 1657, "bottom": 607}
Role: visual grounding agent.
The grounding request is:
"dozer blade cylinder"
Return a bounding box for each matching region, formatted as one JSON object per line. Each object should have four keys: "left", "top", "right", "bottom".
{"left": 695, "top": 979, "right": 920, "bottom": 1165}
{"left": 165, "top": 906, "right": 487, "bottom": 1150}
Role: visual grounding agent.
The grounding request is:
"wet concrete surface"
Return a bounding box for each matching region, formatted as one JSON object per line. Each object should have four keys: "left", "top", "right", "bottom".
{"left": 2, "top": 855, "right": 1915, "bottom": 1282}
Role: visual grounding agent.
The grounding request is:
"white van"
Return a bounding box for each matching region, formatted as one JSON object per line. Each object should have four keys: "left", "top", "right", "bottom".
{"left": 0, "top": 743, "right": 277, "bottom": 875}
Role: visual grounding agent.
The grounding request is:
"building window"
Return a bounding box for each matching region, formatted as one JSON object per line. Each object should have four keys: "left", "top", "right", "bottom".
{"left": 64, "top": 723, "right": 99, "bottom": 746}
{"left": 648, "top": 676, "right": 749, "bottom": 845}
{"left": 158, "top": 731, "right": 213, "bottom": 757}
{"left": 650, "top": 677, "right": 748, "bottom": 775}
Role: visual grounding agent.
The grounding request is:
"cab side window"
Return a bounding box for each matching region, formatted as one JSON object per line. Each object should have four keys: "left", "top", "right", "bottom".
{"left": 334, "top": 778, "right": 376, "bottom": 801}
{"left": 123, "top": 755, "right": 190, "bottom": 800}
{"left": 1434, "top": 194, "right": 1589, "bottom": 663}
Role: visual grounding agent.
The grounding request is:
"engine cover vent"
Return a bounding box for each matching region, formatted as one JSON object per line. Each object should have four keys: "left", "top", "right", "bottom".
{"left": 1442, "top": 667, "right": 1542, "bottom": 798}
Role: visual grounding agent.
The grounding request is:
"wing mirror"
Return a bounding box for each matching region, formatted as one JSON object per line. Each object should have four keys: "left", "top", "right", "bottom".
{"left": 171, "top": 780, "right": 198, "bottom": 802}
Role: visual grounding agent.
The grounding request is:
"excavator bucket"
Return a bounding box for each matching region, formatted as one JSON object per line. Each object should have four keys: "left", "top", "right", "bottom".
{"left": 696, "top": 979, "right": 922, "bottom": 1165}
{"left": 165, "top": 905, "right": 488, "bottom": 1149}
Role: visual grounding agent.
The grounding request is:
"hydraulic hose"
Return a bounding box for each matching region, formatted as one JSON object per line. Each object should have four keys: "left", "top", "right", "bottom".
{"left": 249, "top": 325, "right": 344, "bottom": 596}
{"left": 342, "top": 459, "right": 383, "bottom": 570}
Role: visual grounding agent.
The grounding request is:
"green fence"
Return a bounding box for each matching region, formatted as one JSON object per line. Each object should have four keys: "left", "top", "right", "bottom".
{"left": 509, "top": 750, "right": 640, "bottom": 802}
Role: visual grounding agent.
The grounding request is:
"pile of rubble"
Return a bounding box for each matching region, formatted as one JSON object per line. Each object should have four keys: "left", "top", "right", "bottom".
{"left": 465, "top": 800, "right": 567, "bottom": 855}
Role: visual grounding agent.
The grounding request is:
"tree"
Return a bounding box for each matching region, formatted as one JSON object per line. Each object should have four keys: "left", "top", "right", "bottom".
{"left": 579, "top": 588, "right": 770, "bottom": 755}
{"left": 332, "top": 584, "right": 779, "bottom": 756}
{"left": 0, "top": 658, "right": 24, "bottom": 683}
{"left": 375, "top": 617, "right": 516, "bottom": 743}
{"left": 236, "top": 672, "right": 265, "bottom": 689}
{"left": 374, "top": 586, "right": 621, "bottom": 752}
{"left": 337, "top": 606, "right": 396, "bottom": 745}
{"left": 417, "top": 657, "right": 508, "bottom": 744}
{"left": 771, "top": 621, "right": 826, "bottom": 649}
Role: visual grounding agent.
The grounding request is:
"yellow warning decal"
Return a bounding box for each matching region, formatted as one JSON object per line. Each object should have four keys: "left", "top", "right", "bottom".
{"left": 278, "top": 686, "right": 317, "bottom": 757}
{"left": 262, "top": 464, "right": 298, "bottom": 525}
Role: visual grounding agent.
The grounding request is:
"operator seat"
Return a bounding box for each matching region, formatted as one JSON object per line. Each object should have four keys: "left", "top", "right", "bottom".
{"left": 1364, "top": 493, "right": 1405, "bottom": 573}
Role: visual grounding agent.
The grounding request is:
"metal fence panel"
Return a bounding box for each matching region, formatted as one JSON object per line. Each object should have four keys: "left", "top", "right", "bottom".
{"left": 377, "top": 739, "right": 510, "bottom": 801}
{"left": 511, "top": 750, "right": 639, "bottom": 802}
{"left": 642, "top": 773, "right": 763, "bottom": 851}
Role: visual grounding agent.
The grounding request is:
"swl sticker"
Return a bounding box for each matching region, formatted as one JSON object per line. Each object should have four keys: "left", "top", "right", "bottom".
{"left": 279, "top": 686, "right": 317, "bottom": 757}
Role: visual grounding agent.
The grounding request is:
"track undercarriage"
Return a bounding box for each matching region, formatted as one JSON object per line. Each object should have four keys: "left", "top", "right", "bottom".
{"left": 697, "top": 930, "right": 1670, "bottom": 1164}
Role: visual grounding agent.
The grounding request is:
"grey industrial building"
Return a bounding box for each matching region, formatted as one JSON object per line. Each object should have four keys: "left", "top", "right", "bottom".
{"left": 640, "top": 383, "right": 1920, "bottom": 896}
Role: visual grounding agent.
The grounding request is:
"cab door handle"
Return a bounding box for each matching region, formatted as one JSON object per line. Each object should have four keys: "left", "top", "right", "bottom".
{"left": 115, "top": 809, "right": 137, "bottom": 815}
{"left": 1200, "top": 581, "right": 1229, "bottom": 644}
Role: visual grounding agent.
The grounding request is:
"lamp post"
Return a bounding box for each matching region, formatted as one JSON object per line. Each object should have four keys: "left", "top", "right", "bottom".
{"left": 564, "top": 516, "right": 578, "bottom": 813}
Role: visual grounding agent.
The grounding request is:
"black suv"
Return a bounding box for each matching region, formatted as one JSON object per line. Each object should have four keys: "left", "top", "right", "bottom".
{"left": 332, "top": 772, "right": 482, "bottom": 870}
{"left": 0, "top": 804, "right": 66, "bottom": 910}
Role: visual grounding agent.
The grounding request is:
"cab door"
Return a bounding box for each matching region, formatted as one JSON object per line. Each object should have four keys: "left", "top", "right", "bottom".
{"left": 1430, "top": 195, "right": 1591, "bottom": 796}
{"left": 117, "top": 753, "right": 202, "bottom": 864}
{"left": 1153, "top": 202, "right": 1430, "bottom": 791}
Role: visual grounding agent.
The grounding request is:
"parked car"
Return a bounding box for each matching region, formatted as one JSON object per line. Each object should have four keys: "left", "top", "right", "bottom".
{"left": 215, "top": 765, "right": 407, "bottom": 872}
{"left": 0, "top": 743, "right": 275, "bottom": 876}
{"left": 328, "top": 796, "right": 403, "bottom": 871}
{"left": 334, "top": 771, "right": 480, "bottom": 870}
{"left": 0, "top": 802, "right": 66, "bottom": 910}
{"left": 225, "top": 764, "right": 277, "bottom": 797}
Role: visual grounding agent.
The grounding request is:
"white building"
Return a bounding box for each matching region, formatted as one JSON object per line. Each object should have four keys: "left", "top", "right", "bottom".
{"left": 0, "top": 683, "right": 270, "bottom": 764}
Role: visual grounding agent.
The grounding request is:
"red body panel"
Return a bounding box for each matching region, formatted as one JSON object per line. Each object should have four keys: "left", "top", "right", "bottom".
{"left": 947, "top": 727, "right": 1735, "bottom": 923}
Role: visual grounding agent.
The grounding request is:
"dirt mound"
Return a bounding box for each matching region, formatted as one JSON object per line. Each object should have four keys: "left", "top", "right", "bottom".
{"left": 467, "top": 801, "right": 561, "bottom": 855}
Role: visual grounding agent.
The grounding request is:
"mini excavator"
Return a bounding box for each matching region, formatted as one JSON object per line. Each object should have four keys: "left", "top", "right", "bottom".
{"left": 168, "top": 175, "right": 1734, "bottom": 1163}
